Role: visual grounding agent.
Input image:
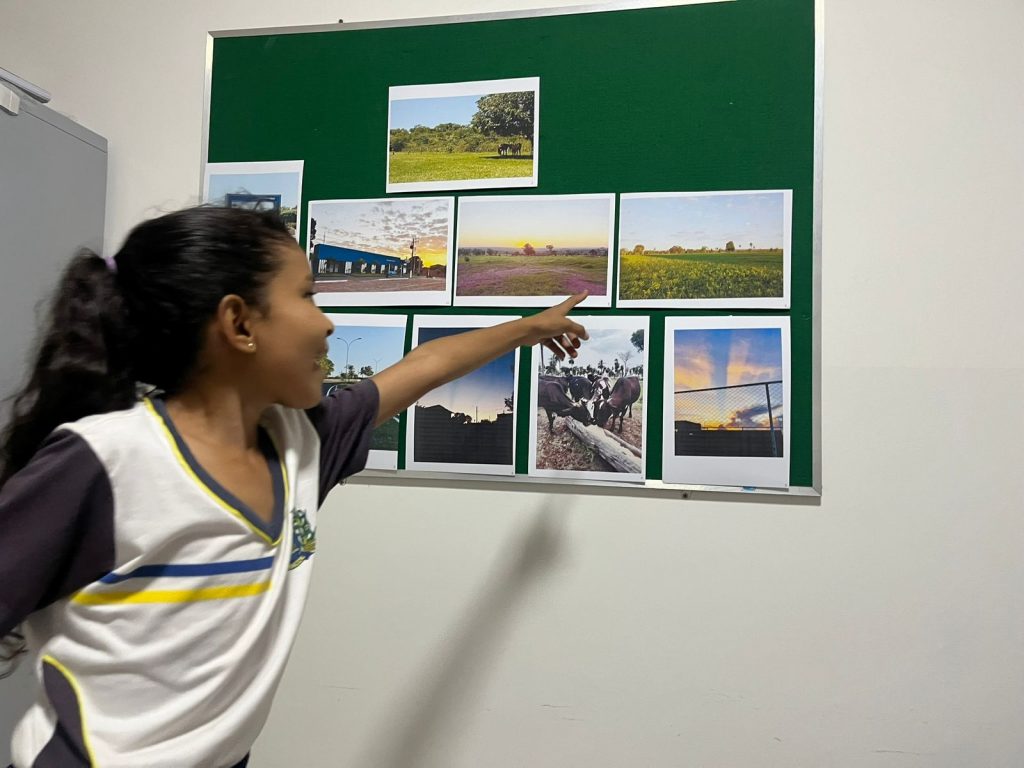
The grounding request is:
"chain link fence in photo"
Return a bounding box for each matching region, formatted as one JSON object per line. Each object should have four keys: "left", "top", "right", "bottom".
{"left": 673, "top": 381, "right": 784, "bottom": 457}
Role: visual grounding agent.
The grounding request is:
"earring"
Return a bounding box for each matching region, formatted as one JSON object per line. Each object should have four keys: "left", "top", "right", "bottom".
{"left": 247, "top": 341, "right": 256, "bottom": 351}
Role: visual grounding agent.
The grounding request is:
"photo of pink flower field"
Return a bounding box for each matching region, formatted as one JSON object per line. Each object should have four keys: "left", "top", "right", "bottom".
{"left": 454, "top": 194, "right": 614, "bottom": 306}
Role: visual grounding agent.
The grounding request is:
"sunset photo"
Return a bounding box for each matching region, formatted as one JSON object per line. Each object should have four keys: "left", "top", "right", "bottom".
{"left": 672, "top": 326, "right": 784, "bottom": 444}
{"left": 662, "top": 317, "right": 790, "bottom": 488}
{"left": 307, "top": 197, "right": 453, "bottom": 307}
{"left": 405, "top": 316, "right": 520, "bottom": 475}
{"left": 454, "top": 194, "right": 614, "bottom": 307}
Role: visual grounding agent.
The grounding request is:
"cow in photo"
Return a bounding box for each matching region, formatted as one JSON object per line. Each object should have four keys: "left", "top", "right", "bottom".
{"left": 593, "top": 376, "right": 641, "bottom": 433}
{"left": 538, "top": 379, "right": 592, "bottom": 434}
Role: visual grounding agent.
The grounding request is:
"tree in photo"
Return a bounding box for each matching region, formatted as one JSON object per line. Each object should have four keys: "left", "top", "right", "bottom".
{"left": 630, "top": 329, "right": 645, "bottom": 353}
{"left": 318, "top": 355, "right": 335, "bottom": 378}
{"left": 470, "top": 91, "right": 535, "bottom": 149}
{"left": 619, "top": 349, "right": 634, "bottom": 375}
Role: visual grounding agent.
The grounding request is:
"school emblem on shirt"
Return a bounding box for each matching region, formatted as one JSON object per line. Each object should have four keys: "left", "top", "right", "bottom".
{"left": 289, "top": 509, "right": 316, "bottom": 570}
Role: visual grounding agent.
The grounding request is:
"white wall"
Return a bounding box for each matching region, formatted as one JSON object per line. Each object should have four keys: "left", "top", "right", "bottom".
{"left": 3, "top": 0, "right": 1024, "bottom": 765}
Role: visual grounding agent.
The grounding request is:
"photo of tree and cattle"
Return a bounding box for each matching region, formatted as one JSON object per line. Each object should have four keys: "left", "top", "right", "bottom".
{"left": 307, "top": 197, "right": 453, "bottom": 307}
{"left": 529, "top": 317, "right": 649, "bottom": 482}
{"left": 617, "top": 191, "right": 791, "bottom": 308}
{"left": 387, "top": 77, "right": 539, "bottom": 192}
{"left": 406, "top": 319, "right": 519, "bottom": 475}
{"left": 454, "top": 194, "right": 614, "bottom": 307}
{"left": 321, "top": 316, "right": 407, "bottom": 470}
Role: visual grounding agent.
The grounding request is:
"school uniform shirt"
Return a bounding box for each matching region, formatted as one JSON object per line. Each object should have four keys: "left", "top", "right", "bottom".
{"left": 0, "top": 380, "right": 379, "bottom": 768}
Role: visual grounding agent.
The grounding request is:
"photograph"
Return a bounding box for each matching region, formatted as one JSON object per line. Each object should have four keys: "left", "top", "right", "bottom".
{"left": 616, "top": 190, "right": 792, "bottom": 309}
{"left": 386, "top": 77, "right": 540, "bottom": 193}
{"left": 528, "top": 315, "right": 649, "bottom": 483}
{"left": 322, "top": 314, "right": 408, "bottom": 471}
{"left": 307, "top": 197, "right": 454, "bottom": 307}
{"left": 454, "top": 194, "right": 615, "bottom": 308}
{"left": 203, "top": 161, "right": 304, "bottom": 241}
{"left": 405, "top": 316, "right": 520, "bottom": 475}
{"left": 662, "top": 316, "right": 790, "bottom": 488}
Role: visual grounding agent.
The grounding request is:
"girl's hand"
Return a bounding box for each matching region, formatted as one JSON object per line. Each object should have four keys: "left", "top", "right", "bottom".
{"left": 524, "top": 293, "right": 590, "bottom": 360}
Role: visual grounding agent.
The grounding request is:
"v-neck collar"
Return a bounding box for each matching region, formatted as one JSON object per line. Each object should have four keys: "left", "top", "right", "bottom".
{"left": 144, "top": 397, "right": 287, "bottom": 546}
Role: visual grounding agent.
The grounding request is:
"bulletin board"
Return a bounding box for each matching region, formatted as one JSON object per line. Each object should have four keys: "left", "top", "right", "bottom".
{"left": 203, "top": 0, "right": 822, "bottom": 497}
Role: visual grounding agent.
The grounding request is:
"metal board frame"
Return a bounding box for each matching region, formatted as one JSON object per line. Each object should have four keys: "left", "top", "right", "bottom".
{"left": 201, "top": 0, "right": 823, "bottom": 503}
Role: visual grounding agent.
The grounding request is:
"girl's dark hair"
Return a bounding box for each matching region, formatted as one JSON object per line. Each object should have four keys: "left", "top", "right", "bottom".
{"left": 0, "top": 205, "right": 295, "bottom": 487}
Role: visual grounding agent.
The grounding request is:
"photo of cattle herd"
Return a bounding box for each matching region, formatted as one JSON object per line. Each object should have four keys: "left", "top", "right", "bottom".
{"left": 536, "top": 370, "right": 643, "bottom": 472}
{"left": 531, "top": 320, "right": 648, "bottom": 480}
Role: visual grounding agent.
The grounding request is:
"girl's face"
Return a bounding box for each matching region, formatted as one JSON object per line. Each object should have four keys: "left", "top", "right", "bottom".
{"left": 250, "top": 241, "right": 335, "bottom": 409}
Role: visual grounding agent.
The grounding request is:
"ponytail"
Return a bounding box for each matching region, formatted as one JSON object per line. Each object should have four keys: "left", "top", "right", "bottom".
{"left": 0, "top": 205, "right": 292, "bottom": 488}
{"left": 0, "top": 250, "right": 134, "bottom": 486}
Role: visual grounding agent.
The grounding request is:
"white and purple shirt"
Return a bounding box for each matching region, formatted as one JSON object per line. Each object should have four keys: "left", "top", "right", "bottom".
{"left": 0, "top": 380, "right": 378, "bottom": 767}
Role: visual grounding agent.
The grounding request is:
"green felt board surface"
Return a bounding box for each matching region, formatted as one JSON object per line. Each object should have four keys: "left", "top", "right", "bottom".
{"left": 208, "top": 0, "right": 815, "bottom": 486}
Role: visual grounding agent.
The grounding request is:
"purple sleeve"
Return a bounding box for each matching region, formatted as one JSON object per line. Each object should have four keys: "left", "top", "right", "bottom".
{"left": 0, "top": 430, "right": 115, "bottom": 636}
{"left": 304, "top": 378, "right": 380, "bottom": 507}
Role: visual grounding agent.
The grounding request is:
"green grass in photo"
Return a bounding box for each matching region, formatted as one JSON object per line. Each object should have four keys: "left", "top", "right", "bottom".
{"left": 371, "top": 417, "right": 400, "bottom": 451}
{"left": 618, "top": 251, "right": 784, "bottom": 300}
{"left": 389, "top": 152, "right": 533, "bottom": 183}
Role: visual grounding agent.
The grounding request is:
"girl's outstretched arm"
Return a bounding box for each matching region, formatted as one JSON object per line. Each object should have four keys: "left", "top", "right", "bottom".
{"left": 371, "top": 293, "right": 590, "bottom": 427}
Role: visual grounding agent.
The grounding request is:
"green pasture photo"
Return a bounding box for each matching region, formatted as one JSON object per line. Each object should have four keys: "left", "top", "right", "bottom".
{"left": 371, "top": 417, "right": 400, "bottom": 451}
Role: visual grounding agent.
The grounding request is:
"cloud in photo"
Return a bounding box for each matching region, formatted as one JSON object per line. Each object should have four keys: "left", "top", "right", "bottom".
{"left": 310, "top": 199, "right": 451, "bottom": 267}
{"left": 673, "top": 327, "right": 783, "bottom": 428}
{"left": 548, "top": 326, "right": 644, "bottom": 371}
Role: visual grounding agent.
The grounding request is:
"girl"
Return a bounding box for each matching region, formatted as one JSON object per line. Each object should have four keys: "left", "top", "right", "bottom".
{"left": 0, "top": 205, "right": 588, "bottom": 767}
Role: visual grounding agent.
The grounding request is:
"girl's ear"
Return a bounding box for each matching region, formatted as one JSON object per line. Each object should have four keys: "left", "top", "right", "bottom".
{"left": 216, "top": 294, "right": 258, "bottom": 353}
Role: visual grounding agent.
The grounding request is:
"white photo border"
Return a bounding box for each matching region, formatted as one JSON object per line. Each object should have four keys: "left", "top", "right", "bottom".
{"left": 307, "top": 197, "right": 455, "bottom": 308}
{"left": 528, "top": 314, "right": 650, "bottom": 483}
{"left": 202, "top": 160, "right": 305, "bottom": 243}
{"left": 616, "top": 189, "right": 792, "bottom": 310}
{"left": 386, "top": 77, "right": 541, "bottom": 194}
{"left": 453, "top": 193, "right": 615, "bottom": 309}
{"left": 405, "top": 314, "right": 520, "bottom": 476}
{"left": 326, "top": 313, "right": 408, "bottom": 471}
{"left": 662, "top": 315, "right": 791, "bottom": 488}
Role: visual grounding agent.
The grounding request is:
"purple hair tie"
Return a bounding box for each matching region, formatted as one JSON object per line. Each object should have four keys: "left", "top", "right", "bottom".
{"left": 104, "top": 255, "right": 118, "bottom": 274}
